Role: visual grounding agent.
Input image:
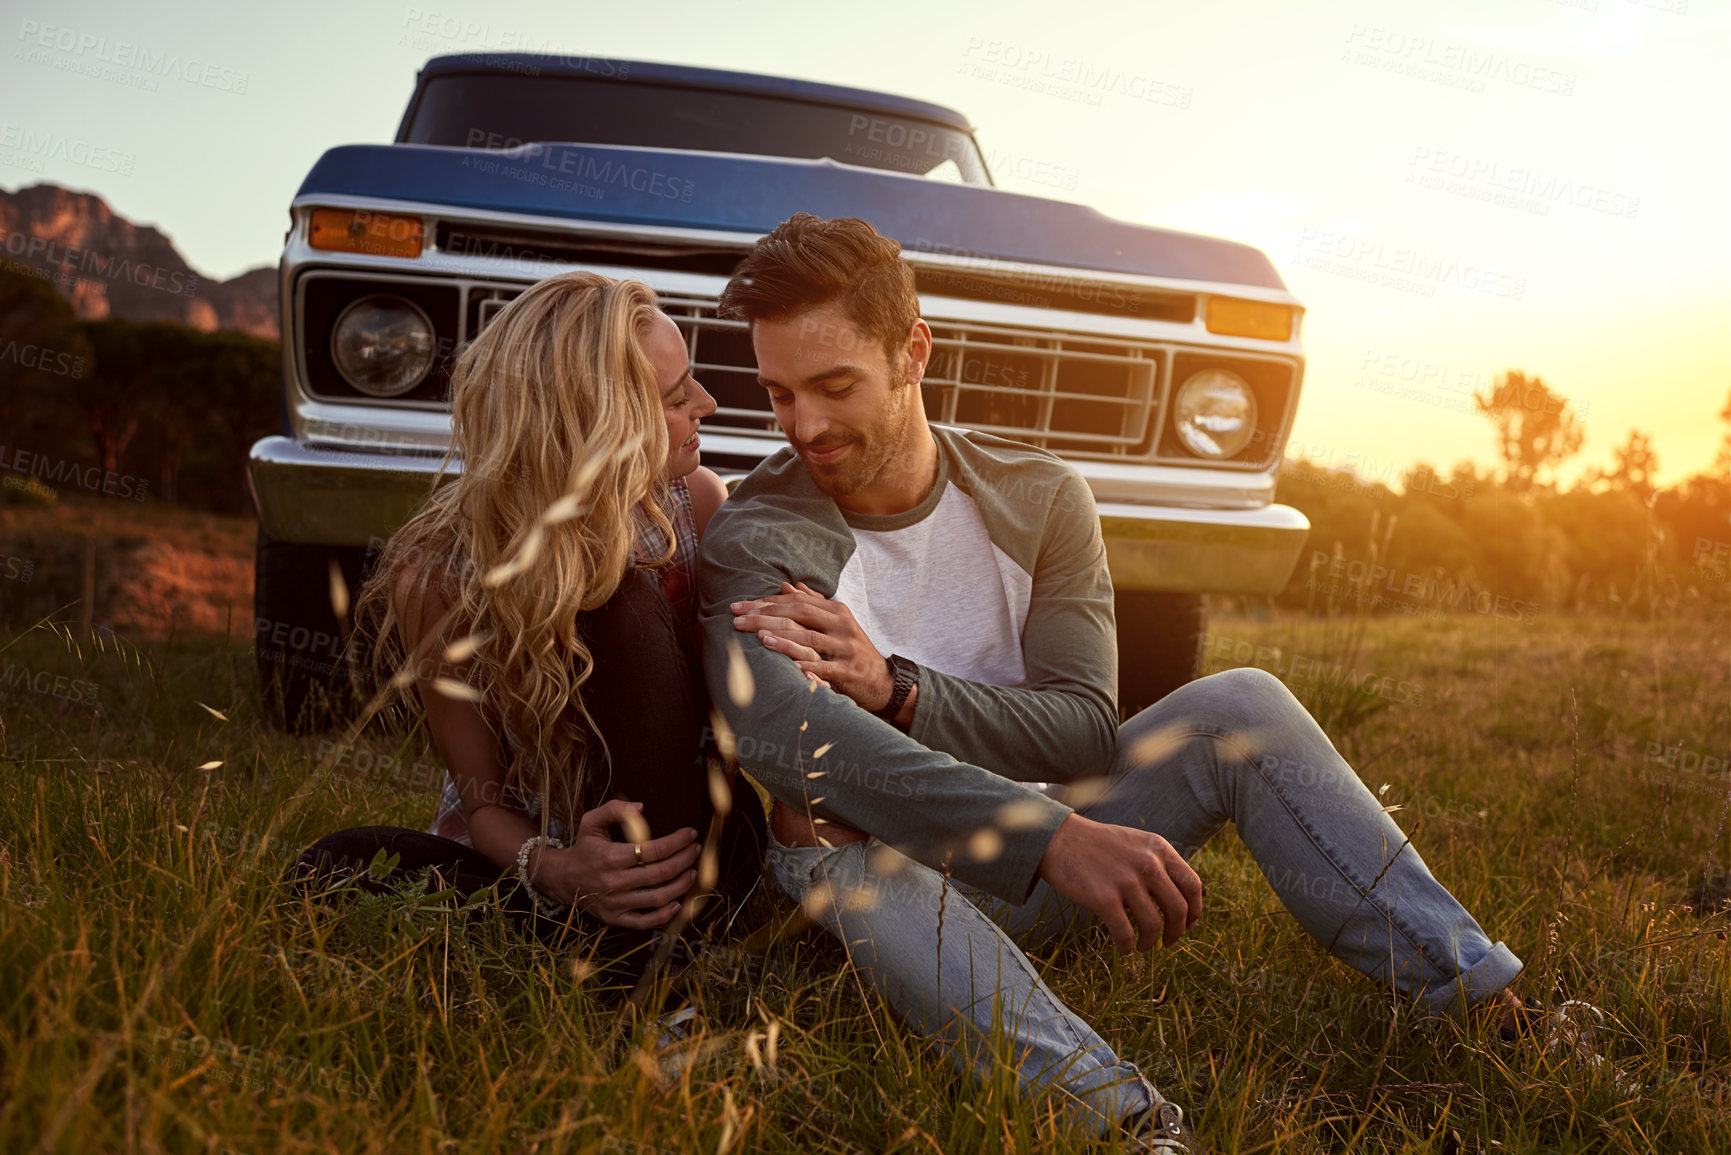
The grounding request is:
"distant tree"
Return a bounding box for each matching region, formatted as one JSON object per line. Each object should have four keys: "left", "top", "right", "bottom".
{"left": 0, "top": 267, "right": 79, "bottom": 358}
{"left": 1582, "top": 429, "right": 1661, "bottom": 501}
{"left": 1537, "top": 486, "right": 1653, "bottom": 607}
{"left": 130, "top": 322, "right": 220, "bottom": 505}
{"left": 1655, "top": 471, "right": 1731, "bottom": 579}
{"left": 1716, "top": 389, "right": 1731, "bottom": 476}
{"left": 0, "top": 269, "right": 92, "bottom": 450}
{"left": 39, "top": 317, "right": 281, "bottom": 510}
{"left": 1473, "top": 370, "right": 1585, "bottom": 493}
{"left": 157, "top": 329, "right": 280, "bottom": 511}
{"left": 1449, "top": 458, "right": 1495, "bottom": 500}
{"left": 71, "top": 320, "right": 151, "bottom": 474}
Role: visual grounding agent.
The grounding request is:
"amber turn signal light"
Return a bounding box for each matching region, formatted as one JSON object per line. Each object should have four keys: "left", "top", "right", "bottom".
{"left": 1205, "top": 296, "right": 1294, "bottom": 341}
{"left": 308, "top": 208, "right": 424, "bottom": 258}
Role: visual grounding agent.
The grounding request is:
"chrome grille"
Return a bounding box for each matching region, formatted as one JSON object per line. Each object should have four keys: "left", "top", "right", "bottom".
{"left": 453, "top": 287, "right": 1289, "bottom": 469}
{"left": 922, "top": 328, "right": 1161, "bottom": 452}
{"left": 659, "top": 297, "right": 1167, "bottom": 458}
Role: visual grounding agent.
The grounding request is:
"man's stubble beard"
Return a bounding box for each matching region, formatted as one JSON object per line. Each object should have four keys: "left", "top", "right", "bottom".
{"left": 808, "top": 373, "right": 921, "bottom": 499}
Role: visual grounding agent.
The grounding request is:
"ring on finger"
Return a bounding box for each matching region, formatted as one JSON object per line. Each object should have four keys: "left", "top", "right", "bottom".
{"left": 633, "top": 842, "right": 643, "bottom": 866}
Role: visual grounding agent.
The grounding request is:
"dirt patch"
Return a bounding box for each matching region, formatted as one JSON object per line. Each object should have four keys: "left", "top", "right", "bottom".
{"left": 0, "top": 496, "right": 255, "bottom": 640}
{"left": 105, "top": 538, "right": 253, "bottom": 639}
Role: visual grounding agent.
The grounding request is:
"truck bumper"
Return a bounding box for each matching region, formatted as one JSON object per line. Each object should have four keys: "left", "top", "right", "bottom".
{"left": 249, "top": 436, "right": 1309, "bottom": 595}
{"left": 248, "top": 436, "right": 447, "bottom": 548}
{"left": 1097, "top": 500, "right": 1309, "bottom": 595}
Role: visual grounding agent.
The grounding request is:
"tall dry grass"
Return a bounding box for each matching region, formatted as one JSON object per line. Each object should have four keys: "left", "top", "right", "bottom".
{"left": 3, "top": 539, "right": 1730, "bottom": 1152}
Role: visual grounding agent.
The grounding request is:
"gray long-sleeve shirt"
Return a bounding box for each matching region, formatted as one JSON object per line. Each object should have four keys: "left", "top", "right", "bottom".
{"left": 697, "top": 425, "right": 1119, "bottom": 903}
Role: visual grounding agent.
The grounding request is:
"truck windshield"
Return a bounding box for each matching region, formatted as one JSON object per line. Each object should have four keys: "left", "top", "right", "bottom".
{"left": 403, "top": 74, "right": 991, "bottom": 186}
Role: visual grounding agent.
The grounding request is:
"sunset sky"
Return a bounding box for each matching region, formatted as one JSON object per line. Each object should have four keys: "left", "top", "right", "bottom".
{"left": 4, "top": 0, "right": 1726, "bottom": 485}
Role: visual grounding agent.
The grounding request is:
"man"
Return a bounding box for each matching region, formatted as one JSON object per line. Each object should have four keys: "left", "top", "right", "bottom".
{"left": 697, "top": 214, "right": 1529, "bottom": 1152}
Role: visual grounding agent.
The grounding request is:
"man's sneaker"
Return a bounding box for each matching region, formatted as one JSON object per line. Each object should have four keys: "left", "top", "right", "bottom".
{"left": 1499, "top": 997, "right": 1620, "bottom": 1071}
{"left": 1497, "top": 996, "right": 1600, "bottom": 1049}
{"left": 647, "top": 1004, "right": 700, "bottom": 1086}
{"left": 1498, "top": 998, "right": 1644, "bottom": 1097}
{"left": 1126, "top": 1099, "right": 1207, "bottom": 1153}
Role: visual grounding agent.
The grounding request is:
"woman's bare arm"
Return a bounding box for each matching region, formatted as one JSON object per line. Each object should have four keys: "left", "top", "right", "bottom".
{"left": 687, "top": 466, "right": 729, "bottom": 538}
{"left": 392, "top": 565, "right": 699, "bottom": 925}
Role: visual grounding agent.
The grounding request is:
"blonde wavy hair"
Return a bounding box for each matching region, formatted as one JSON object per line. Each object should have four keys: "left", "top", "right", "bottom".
{"left": 354, "top": 271, "right": 675, "bottom": 833}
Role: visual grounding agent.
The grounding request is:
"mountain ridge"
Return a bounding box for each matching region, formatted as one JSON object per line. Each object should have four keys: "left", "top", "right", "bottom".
{"left": 0, "top": 182, "right": 278, "bottom": 339}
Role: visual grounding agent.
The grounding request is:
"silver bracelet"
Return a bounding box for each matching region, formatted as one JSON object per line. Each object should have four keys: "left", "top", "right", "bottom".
{"left": 515, "top": 834, "right": 569, "bottom": 919}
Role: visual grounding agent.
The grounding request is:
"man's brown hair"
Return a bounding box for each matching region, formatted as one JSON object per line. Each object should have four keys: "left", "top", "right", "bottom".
{"left": 718, "top": 213, "right": 919, "bottom": 363}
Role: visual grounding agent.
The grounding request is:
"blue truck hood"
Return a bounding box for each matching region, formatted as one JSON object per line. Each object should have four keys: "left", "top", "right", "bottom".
{"left": 297, "top": 143, "right": 1287, "bottom": 292}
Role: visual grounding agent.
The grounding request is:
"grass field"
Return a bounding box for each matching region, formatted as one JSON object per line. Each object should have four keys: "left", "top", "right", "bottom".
{"left": 3, "top": 508, "right": 1731, "bottom": 1153}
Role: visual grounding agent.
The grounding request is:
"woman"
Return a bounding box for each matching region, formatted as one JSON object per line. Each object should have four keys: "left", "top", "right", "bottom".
{"left": 288, "top": 271, "right": 766, "bottom": 1001}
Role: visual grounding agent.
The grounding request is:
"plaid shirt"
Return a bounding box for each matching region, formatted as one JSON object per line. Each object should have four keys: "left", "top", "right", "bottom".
{"left": 428, "top": 476, "right": 700, "bottom": 846}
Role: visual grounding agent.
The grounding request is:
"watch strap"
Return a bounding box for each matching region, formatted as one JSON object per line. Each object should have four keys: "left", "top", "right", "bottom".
{"left": 875, "top": 653, "right": 919, "bottom": 723}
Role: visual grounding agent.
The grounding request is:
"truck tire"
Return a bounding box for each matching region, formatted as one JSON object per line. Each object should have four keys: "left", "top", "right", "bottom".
{"left": 1114, "top": 590, "right": 1206, "bottom": 718}
{"left": 254, "top": 527, "right": 370, "bottom": 733}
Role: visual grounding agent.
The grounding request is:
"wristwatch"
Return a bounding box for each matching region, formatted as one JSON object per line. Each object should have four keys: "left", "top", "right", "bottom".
{"left": 874, "top": 653, "right": 920, "bottom": 727}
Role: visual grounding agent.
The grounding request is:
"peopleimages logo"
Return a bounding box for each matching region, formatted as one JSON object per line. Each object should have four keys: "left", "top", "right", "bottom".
{"left": 1, "top": 662, "right": 101, "bottom": 705}
{"left": 1292, "top": 228, "right": 1527, "bottom": 300}
{"left": 959, "top": 37, "right": 1193, "bottom": 109}
{"left": 0, "top": 229, "right": 200, "bottom": 298}
{"left": 1407, "top": 146, "right": 1640, "bottom": 221}
{"left": 458, "top": 138, "right": 696, "bottom": 202}
{"left": 845, "top": 114, "right": 980, "bottom": 172}
{"left": 1202, "top": 632, "right": 1425, "bottom": 706}
{"left": 15, "top": 19, "right": 250, "bottom": 93}
{"left": 0, "top": 338, "right": 85, "bottom": 379}
{"left": 1350, "top": 347, "right": 1590, "bottom": 420}
{"left": 397, "top": 7, "right": 632, "bottom": 75}
{"left": 1306, "top": 552, "right": 1540, "bottom": 623}
{"left": 984, "top": 148, "right": 1080, "bottom": 191}
{"left": 149, "top": 1027, "right": 379, "bottom": 1100}
{"left": 910, "top": 237, "right": 1135, "bottom": 312}
{"left": 0, "top": 123, "right": 136, "bottom": 175}
{"left": 1342, "top": 25, "right": 1577, "bottom": 97}
{"left": 0, "top": 445, "right": 149, "bottom": 501}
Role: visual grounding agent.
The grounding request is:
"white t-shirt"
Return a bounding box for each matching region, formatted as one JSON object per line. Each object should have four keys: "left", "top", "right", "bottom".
{"left": 833, "top": 482, "right": 1033, "bottom": 687}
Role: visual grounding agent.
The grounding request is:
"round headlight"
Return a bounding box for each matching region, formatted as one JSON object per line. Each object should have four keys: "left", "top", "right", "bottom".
{"left": 330, "top": 294, "right": 435, "bottom": 397}
{"left": 1173, "top": 369, "right": 1258, "bottom": 459}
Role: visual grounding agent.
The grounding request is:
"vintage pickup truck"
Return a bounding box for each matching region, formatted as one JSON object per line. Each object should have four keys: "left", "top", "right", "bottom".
{"left": 248, "top": 53, "right": 1310, "bottom": 730}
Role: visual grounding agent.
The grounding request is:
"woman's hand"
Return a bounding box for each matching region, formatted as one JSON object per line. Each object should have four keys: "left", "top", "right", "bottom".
{"left": 731, "top": 582, "right": 890, "bottom": 710}
{"left": 531, "top": 799, "right": 701, "bottom": 929}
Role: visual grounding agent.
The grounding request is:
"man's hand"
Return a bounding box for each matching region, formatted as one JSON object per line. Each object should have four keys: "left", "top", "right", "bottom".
{"left": 1036, "top": 814, "right": 1203, "bottom": 953}
{"left": 731, "top": 582, "right": 893, "bottom": 711}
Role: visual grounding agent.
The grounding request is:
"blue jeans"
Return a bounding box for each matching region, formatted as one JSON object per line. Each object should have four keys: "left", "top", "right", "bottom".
{"left": 766, "top": 668, "right": 1523, "bottom": 1135}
